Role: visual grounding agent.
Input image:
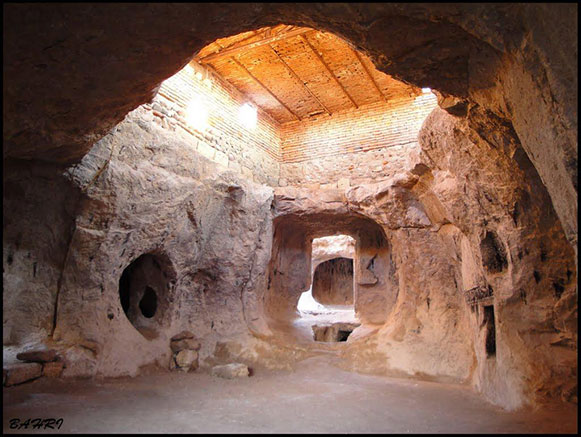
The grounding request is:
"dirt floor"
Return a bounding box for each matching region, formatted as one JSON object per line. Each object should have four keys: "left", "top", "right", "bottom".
{"left": 3, "top": 355, "right": 577, "bottom": 434}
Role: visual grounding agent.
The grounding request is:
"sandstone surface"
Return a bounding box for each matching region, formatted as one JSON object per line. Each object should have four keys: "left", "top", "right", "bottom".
{"left": 43, "top": 361, "right": 65, "bottom": 378}
{"left": 2, "top": 3, "right": 576, "bottom": 416}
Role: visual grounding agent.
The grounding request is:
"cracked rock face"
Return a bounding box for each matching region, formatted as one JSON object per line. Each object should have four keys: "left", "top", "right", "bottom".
{"left": 410, "top": 108, "right": 577, "bottom": 408}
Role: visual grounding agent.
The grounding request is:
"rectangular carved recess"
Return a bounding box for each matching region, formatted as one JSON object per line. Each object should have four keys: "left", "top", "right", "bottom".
{"left": 464, "top": 284, "right": 494, "bottom": 306}
{"left": 483, "top": 305, "right": 496, "bottom": 358}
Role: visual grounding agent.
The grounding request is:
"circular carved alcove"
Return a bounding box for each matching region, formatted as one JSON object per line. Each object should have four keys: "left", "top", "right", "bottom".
{"left": 118, "top": 252, "right": 176, "bottom": 339}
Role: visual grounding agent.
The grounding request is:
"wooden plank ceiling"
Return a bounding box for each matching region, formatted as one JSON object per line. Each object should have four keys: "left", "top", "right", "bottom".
{"left": 194, "top": 24, "right": 421, "bottom": 125}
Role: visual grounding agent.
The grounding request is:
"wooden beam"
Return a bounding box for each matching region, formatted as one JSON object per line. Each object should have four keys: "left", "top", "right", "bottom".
{"left": 223, "top": 25, "right": 291, "bottom": 52}
{"left": 351, "top": 48, "right": 387, "bottom": 103}
{"left": 227, "top": 25, "right": 283, "bottom": 49}
{"left": 223, "top": 30, "right": 259, "bottom": 49}
{"left": 269, "top": 44, "right": 332, "bottom": 116}
{"left": 299, "top": 34, "right": 358, "bottom": 109}
{"left": 278, "top": 24, "right": 296, "bottom": 34}
{"left": 202, "top": 62, "right": 280, "bottom": 124}
{"left": 198, "top": 28, "right": 267, "bottom": 61}
{"left": 197, "top": 27, "right": 313, "bottom": 64}
{"left": 230, "top": 56, "right": 300, "bottom": 121}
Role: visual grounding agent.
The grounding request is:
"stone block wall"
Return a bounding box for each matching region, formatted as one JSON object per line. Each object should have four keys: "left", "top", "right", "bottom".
{"left": 279, "top": 94, "right": 437, "bottom": 187}
{"left": 142, "top": 61, "right": 437, "bottom": 189}
{"left": 279, "top": 143, "right": 418, "bottom": 189}
{"left": 145, "top": 61, "right": 282, "bottom": 186}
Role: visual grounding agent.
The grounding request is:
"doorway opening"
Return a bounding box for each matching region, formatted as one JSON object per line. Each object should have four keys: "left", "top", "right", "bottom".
{"left": 296, "top": 235, "right": 360, "bottom": 342}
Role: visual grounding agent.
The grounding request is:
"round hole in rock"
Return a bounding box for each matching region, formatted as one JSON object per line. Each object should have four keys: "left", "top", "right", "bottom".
{"left": 139, "top": 286, "right": 158, "bottom": 318}
{"left": 118, "top": 252, "right": 175, "bottom": 339}
{"left": 119, "top": 268, "right": 132, "bottom": 315}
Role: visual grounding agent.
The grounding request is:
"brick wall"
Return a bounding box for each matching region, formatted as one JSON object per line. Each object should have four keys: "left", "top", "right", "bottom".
{"left": 279, "top": 93, "right": 438, "bottom": 187}
{"left": 139, "top": 60, "right": 437, "bottom": 188}
{"left": 143, "top": 61, "right": 282, "bottom": 186}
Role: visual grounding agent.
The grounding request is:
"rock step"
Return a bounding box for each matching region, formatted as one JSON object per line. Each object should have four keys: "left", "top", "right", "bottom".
{"left": 4, "top": 363, "right": 42, "bottom": 386}
{"left": 211, "top": 363, "right": 249, "bottom": 379}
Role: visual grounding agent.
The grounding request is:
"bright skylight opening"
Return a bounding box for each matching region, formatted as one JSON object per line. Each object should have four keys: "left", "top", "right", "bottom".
{"left": 239, "top": 103, "right": 257, "bottom": 129}
{"left": 185, "top": 98, "right": 208, "bottom": 132}
{"left": 421, "top": 87, "right": 432, "bottom": 94}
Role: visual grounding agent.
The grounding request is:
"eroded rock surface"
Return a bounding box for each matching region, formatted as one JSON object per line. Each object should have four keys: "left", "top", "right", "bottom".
{"left": 312, "top": 258, "right": 354, "bottom": 306}
{"left": 4, "top": 105, "right": 274, "bottom": 380}
{"left": 265, "top": 107, "right": 576, "bottom": 410}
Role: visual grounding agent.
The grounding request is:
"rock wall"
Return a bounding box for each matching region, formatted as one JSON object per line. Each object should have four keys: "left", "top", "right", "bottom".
{"left": 4, "top": 4, "right": 576, "bottom": 254}
{"left": 311, "top": 235, "right": 355, "bottom": 272}
{"left": 4, "top": 105, "right": 275, "bottom": 378}
{"left": 3, "top": 160, "right": 81, "bottom": 346}
{"left": 268, "top": 181, "right": 474, "bottom": 384}
{"left": 263, "top": 106, "right": 576, "bottom": 410}
{"left": 409, "top": 107, "right": 576, "bottom": 408}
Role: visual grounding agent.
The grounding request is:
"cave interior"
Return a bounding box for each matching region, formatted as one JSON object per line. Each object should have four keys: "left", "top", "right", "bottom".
{"left": 2, "top": 4, "right": 578, "bottom": 434}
